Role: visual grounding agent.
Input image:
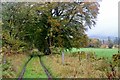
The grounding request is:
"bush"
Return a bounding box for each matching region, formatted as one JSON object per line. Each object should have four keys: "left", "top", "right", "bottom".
{"left": 108, "top": 43, "right": 113, "bottom": 49}
{"left": 30, "top": 48, "right": 40, "bottom": 56}
{"left": 112, "top": 54, "right": 120, "bottom": 66}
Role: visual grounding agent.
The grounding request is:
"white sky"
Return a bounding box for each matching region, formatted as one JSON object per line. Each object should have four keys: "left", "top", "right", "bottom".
{"left": 87, "top": 0, "right": 120, "bottom": 37}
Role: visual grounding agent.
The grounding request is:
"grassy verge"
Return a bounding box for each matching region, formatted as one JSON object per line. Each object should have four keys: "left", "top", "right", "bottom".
{"left": 23, "top": 57, "right": 47, "bottom": 78}
{"left": 41, "top": 54, "right": 120, "bottom": 78}
{"left": 2, "top": 53, "right": 29, "bottom": 78}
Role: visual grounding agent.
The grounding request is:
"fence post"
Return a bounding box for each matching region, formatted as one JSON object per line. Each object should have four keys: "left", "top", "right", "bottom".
{"left": 62, "top": 51, "right": 64, "bottom": 65}
{"left": 78, "top": 51, "right": 81, "bottom": 61}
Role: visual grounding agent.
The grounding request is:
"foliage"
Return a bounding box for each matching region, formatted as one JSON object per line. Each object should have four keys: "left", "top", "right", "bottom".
{"left": 108, "top": 43, "right": 113, "bottom": 49}
{"left": 29, "top": 48, "right": 43, "bottom": 56}
{"left": 87, "top": 38, "right": 102, "bottom": 48}
{"left": 2, "top": 2, "right": 100, "bottom": 54}
{"left": 112, "top": 54, "right": 120, "bottom": 67}
{"left": 107, "top": 37, "right": 114, "bottom": 49}
{"left": 3, "top": 31, "right": 28, "bottom": 50}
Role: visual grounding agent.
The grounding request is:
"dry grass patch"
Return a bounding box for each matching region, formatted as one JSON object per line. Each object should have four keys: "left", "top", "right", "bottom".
{"left": 3, "top": 53, "right": 29, "bottom": 78}
{"left": 42, "top": 54, "right": 108, "bottom": 78}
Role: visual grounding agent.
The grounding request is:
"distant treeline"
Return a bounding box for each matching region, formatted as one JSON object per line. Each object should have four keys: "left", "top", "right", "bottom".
{"left": 87, "top": 37, "right": 120, "bottom": 49}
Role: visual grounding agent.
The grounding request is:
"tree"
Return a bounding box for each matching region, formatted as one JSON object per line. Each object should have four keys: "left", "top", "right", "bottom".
{"left": 107, "top": 37, "right": 113, "bottom": 49}
{"left": 33, "top": 2, "right": 99, "bottom": 53}
{"left": 87, "top": 38, "right": 102, "bottom": 48}
{"left": 2, "top": 2, "right": 100, "bottom": 54}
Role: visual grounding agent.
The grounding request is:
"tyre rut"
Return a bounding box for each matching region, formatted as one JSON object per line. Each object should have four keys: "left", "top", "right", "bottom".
{"left": 39, "top": 56, "right": 52, "bottom": 79}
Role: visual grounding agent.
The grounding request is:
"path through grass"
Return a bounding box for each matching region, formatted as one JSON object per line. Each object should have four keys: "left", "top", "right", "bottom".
{"left": 23, "top": 57, "right": 47, "bottom": 78}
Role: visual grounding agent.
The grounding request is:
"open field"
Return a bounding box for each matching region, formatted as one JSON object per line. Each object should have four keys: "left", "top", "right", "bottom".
{"left": 66, "top": 48, "right": 118, "bottom": 59}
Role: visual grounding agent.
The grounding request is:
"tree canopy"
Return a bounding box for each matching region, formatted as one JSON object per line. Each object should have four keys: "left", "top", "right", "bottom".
{"left": 2, "top": 2, "right": 100, "bottom": 54}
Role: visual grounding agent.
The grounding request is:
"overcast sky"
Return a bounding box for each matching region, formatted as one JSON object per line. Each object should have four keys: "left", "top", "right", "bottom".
{"left": 86, "top": 0, "right": 120, "bottom": 37}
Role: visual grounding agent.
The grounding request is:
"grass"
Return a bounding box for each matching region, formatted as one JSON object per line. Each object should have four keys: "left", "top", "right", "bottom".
{"left": 2, "top": 47, "right": 118, "bottom": 78}
{"left": 23, "top": 57, "right": 47, "bottom": 78}
{"left": 41, "top": 54, "right": 107, "bottom": 78}
{"left": 2, "top": 53, "right": 29, "bottom": 78}
{"left": 65, "top": 48, "right": 118, "bottom": 59}
{"left": 41, "top": 53, "right": 120, "bottom": 78}
{"left": 40, "top": 48, "right": 118, "bottom": 78}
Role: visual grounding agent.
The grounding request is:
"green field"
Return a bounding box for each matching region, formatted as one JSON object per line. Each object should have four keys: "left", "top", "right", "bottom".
{"left": 65, "top": 48, "right": 118, "bottom": 59}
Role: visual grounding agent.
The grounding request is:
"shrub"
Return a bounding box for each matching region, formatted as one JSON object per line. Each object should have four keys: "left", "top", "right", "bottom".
{"left": 108, "top": 43, "right": 113, "bottom": 49}
{"left": 112, "top": 54, "right": 120, "bottom": 67}
{"left": 30, "top": 48, "right": 40, "bottom": 56}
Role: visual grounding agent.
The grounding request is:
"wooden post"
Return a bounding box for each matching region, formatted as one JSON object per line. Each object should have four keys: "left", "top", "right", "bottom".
{"left": 87, "top": 53, "right": 90, "bottom": 60}
{"left": 62, "top": 51, "right": 64, "bottom": 65}
{"left": 78, "top": 51, "right": 81, "bottom": 61}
